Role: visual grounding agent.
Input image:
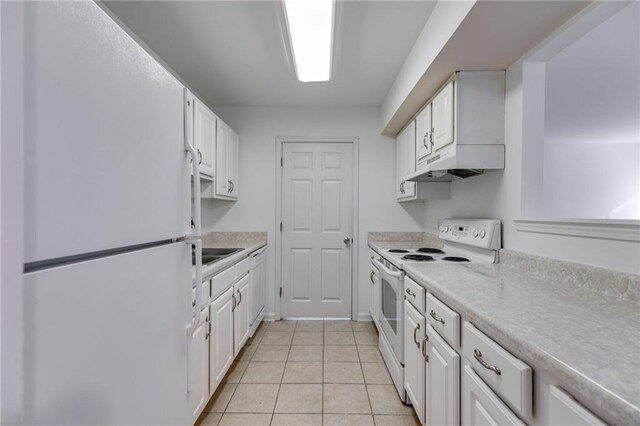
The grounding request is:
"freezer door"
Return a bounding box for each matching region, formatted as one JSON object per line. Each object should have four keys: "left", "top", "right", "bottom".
{"left": 24, "top": 1, "right": 189, "bottom": 263}
{"left": 23, "top": 242, "right": 191, "bottom": 425}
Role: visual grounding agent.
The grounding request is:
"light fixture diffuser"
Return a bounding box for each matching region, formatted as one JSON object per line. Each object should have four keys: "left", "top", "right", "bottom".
{"left": 283, "top": 0, "right": 334, "bottom": 82}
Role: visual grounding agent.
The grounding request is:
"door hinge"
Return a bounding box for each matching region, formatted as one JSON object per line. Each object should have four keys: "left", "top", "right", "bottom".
{"left": 279, "top": 287, "right": 282, "bottom": 297}
{"left": 280, "top": 157, "right": 283, "bottom": 167}
{"left": 280, "top": 222, "right": 283, "bottom": 232}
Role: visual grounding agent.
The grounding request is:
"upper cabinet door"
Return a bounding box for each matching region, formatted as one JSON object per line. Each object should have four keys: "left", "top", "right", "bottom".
{"left": 194, "top": 99, "right": 216, "bottom": 179}
{"left": 431, "top": 81, "right": 455, "bottom": 153}
{"left": 415, "top": 104, "right": 432, "bottom": 164}
{"left": 404, "top": 122, "right": 417, "bottom": 197}
{"left": 228, "top": 131, "right": 239, "bottom": 199}
{"left": 215, "top": 119, "right": 239, "bottom": 200}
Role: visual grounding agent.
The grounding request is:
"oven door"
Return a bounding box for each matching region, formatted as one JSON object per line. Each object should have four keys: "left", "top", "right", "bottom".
{"left": 373, "top": 258, "right": 404, "bottom": 364}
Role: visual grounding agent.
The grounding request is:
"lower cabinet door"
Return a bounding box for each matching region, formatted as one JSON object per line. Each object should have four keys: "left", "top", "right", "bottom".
{"left": 189, "top": 308, "right": 209, "bottom": 420}
{"left": 209, "top": 287, "right": 235, "bottom": 396}
{"left": 369, "top": 263, "right": 379, "bottom": 325}
{"left": 234, "top": 274, "right": 251, "bottom": 353}
{"left": 462, "top": 365, "right": 524, "bottom": 426}
{"left": 427, "top": 325, "right": 460, "bottom": 426}
{"left": 404, "top": 301, "right": 426, "bottom": 423}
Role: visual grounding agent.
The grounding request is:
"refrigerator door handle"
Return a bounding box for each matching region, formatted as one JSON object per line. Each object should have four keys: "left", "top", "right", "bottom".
{"left": 186, "top": 238, "right": 202, "bottom": 393}
{"left": 184, "top": 89, "right": 201, "bottom": 237}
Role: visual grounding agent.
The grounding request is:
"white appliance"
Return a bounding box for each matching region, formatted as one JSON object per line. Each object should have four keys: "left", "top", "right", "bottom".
{"left": 22, "top": 2, "right": 203, "bottom": 424}
{"left": 249, "top": 246, "right": 267, "bottom": 337}
{"left": 374, "top": 219, "right": 501, "bottom": 400}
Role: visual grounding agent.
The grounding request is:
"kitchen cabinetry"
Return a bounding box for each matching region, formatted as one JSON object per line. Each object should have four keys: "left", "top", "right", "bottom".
{"left": 403, "top": 300, "right": 426, "bottom": 424}
{"left": 426, "top": 324, "right": 460, "bottom": 426}
{"left": 549, "top": 386, "right": 605, "bottom": 426}
{"left": 189, "top": 308, "right": 209, "bottom": 421}
{"left": 463, "top": 365, "right": 524, "bottom": 425}
{"left": 369, "top": 260, "right": 379, "bottom": 327}
{"left": 234, "top": 273, "right": 251, "bottom": 353}
{"left": 431, "top": 81, "right": 455, "bottom": 153}
{"left": 215, "top": 120, "right": 239, "bottom": 200}
{"left": 194, "top": 99, "right": 216, "bottom": 179}
{"left": 415, "top": 104, "right": 432, "bottom": 163}
{"left": 249, "top": 248, "right": 267, "bottom": 337}
{"left": 209, "top": 286, "right": 235, "bottom": 395}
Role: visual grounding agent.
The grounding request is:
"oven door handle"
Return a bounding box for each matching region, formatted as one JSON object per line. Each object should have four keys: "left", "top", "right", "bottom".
{"left": 372, "top": 258, "right": 404, "bottom": 278}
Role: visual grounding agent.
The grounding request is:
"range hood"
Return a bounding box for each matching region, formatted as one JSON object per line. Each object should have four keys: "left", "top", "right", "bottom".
{"left": 406, "top": 144, "right": 505, "bottom": 182}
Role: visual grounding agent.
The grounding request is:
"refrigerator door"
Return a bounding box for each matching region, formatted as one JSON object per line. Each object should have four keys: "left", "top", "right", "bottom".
{"left": 24, "top": 1, "right": 189, "bottom": 264}
{"left": 23, "top": 242, "right": 192, "bottom": 425}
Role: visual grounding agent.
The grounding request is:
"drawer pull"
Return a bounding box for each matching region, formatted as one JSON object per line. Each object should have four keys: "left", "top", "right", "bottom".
{"left": 370, "top": 271, "right": 375, "bottom": 285}
{"left": 473, "top": 349, "right": 502, "bottom": 375}
{"left": 430, "top": 309, "right": 445, "bottom": 324}
{"left": 406, "top": 288, "right": 416, "bottom": 297}
{"left": 413, "top": 324, "right": 421, "bottom": 349}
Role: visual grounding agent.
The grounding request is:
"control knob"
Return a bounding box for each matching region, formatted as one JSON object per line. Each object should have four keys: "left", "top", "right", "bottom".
{"left": 480, "top": 229, "right": 486, "bottom": 239}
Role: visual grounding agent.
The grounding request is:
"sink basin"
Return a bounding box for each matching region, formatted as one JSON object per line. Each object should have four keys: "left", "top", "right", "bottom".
{"left": 192, "top": 247, "right": 242, "bottom": 266}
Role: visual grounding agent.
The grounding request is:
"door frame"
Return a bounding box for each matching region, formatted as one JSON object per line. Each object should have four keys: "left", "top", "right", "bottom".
{"left": 275, "top": 137, "right": 359, "bottom": 320}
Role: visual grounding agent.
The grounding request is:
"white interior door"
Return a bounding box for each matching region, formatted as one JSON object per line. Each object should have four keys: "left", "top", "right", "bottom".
{"left": 281, "top": 142, "right": 353, "bottom": 318}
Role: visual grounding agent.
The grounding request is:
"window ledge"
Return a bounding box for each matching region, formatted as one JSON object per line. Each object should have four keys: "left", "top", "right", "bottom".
{"left": 514, "top": 218, "right": 640, "bottom": 242}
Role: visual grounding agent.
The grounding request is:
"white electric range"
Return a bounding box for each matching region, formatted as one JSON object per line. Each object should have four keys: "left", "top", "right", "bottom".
{"left": 373, "top": 219, "right": 501, "bottom": 400}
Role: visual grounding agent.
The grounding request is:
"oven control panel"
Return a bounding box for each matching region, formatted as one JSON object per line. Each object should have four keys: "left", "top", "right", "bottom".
{"left": 438, "top": 219, "right": 501, "bottom": 250}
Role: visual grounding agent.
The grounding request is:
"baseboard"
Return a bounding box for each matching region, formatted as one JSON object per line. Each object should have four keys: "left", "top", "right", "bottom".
{"left": 357, "top": 313, "right": 373, "bottom": 321}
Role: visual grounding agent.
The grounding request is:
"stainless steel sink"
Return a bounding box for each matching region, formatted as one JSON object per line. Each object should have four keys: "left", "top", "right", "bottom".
{"left": 192, "top": 247, "right": 242, "bottom": 266}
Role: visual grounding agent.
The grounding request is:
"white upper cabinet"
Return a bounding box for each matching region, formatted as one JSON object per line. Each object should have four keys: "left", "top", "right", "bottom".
{"left": 214, "top": 119, "right": 239, "bottom": 200}
{"left": 431, "top": 80, "right": 455, "bottom": 153}
{"left": 415, "top": 103, "right": 432, "bottom": 163}
{"left": 194, "top": 99, "right": 216, "bottom": 179}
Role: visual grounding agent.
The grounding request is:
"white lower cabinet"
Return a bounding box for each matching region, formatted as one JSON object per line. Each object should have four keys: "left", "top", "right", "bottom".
{"left": 209, "top": 286, "right": 235, "bottom": 395}
{"left": 462, "top": 365, "right": 524, "bottom": 426}
{"left": 426, "top": 324, "right": 460, "bottom": 426}
{"left": 369, "top": 262, "right": 379, "bottom": 326}
{"left": 549, "top": 386, "right": 605, "bottom": 426}
{"left": 404, "top": 301, "right": 426, "bottom": 424}
{"left": 234, "top": 273, "right": 251, "bottom": 353}
{"left": 189, "top": 308, "right": 209, "bottom": 421}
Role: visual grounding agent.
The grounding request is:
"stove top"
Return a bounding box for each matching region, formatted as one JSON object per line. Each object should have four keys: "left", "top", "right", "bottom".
{"left": 442, "top": 256, "right": 470, "bottom": 262}
{"left": 401, "top": 254, "right": 435, "bottom": 262}
{"left": 388, "top": 249, "right": 410, "bottom": 253}
{"left": 417, "top": 248, "right": 445, "bottom": 254}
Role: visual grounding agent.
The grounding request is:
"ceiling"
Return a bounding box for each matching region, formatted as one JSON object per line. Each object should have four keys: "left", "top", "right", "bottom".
{"left": 104, "top": 1, "right": 436, "bottom": 108}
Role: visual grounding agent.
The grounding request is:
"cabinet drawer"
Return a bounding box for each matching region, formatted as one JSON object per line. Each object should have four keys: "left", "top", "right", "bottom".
{"left": 369, "top": 248, "right": 378, "bottom": 263}
{"left": 211, "top": 265, "right": 235, "bottom": 300}
{"left": 549, "top": 386, "right": 605, "bottom": 426}
{"left": 235, "top": 257, "right": 250, "bottom": 280}
{"left": 463, "top": 322, "right": 532, "bottom": 419}
{"left": 404, "top": 276, "right": 425, "bottom": 312}
{"left": 426, "top": 293, "right": 460, "bottom": 348}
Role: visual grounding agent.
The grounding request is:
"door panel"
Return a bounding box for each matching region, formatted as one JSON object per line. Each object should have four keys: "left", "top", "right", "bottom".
{"left": 209, "top": 287, "right": 234, "bottom": 395}
{"left": 194, "top": 99, "right": 216, "bottom": 178}
{"left": 432, "top": 81, "right": 455, "bottom": 152}
{"left": 282, "top": 143, "right": 353, "bottom": 318}
{"left": 24, "top": 1, "right": 189, "bottom": 263}
{"left": 404, "top": 301, "right": 425, "bottom": 424}
{"left": 189, "top": 308, "right": 209, "bottom": 420}
{"left": 427, "top": 325, "right": 460, "bottom": 426}
{"left": 416, "top": 104, "right": 432, "bottom": 163}
{"left": 234, "top": 274, "right": 251, "bottom": 352}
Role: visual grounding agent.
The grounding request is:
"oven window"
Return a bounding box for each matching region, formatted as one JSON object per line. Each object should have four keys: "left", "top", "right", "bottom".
{"left": 381, "top": 276, "right": 397, "bottom": 334}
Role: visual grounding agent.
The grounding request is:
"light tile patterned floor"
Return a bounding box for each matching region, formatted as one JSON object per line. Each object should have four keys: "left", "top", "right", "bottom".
{"left": 197, "top": 320, "right": 420, "bottom": 426}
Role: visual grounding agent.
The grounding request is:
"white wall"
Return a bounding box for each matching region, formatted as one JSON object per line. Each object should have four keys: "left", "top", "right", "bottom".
{"left": 203, "top": 107, "right": 425, "bottom": 319}
{"left": 421, "top": 59, "right": 640, "bottom": 274}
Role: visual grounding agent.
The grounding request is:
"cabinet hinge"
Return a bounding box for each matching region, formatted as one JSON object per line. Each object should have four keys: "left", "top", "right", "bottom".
{"left": 279, "top": 287, "right": 282, "bottom": 297}
{"left": 280, "top": 222, "right": 283, "bottom": 232}
{"left": 280, "top": 157, "right": 283, "bottom": 167}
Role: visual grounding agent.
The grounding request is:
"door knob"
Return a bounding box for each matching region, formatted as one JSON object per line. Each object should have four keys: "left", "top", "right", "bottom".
{"left": 343, "top": 237, "right": 352, "bottom": 247}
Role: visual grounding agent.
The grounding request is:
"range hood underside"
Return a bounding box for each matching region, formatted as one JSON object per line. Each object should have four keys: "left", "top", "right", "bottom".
{"left": 407, "top": 145, "right": 505, "bottom": 182}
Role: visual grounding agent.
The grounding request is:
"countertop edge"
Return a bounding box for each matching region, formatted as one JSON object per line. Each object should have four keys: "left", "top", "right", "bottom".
{"left": 193, "top": 241, "right": 267, "bottom": 282}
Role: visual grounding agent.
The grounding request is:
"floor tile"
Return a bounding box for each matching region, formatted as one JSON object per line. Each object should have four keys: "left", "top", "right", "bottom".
{"left": 225, "top": 383, "right": 279, "bottom": 413}
{"left": 288, "top": 345, "right": 323, "bottom": 362}
{"left": 222, "top": 361, "right": 248, "bottom": 384}
{"left": 203, "top": 382, "right": 237, "bottom": 413}
{"left": 275, "top": 384, "right": 323, "bottom": 413}
{"left": 240, "top": 361, "right": 285, "bottom": 383}
{"left": 218, "top": 413, "right": 272, "bottom": 426}
{"left": 357, "top": 346, "right": 383, "bottom": 363}
{"left": 323, "top": 384, "right": 371, "bottom": 414}
{"left": 282, "top": 361, "right": 323, "bottom": 383}
{"left": 196, "top": 412, "right": 222, "bottom": 425}
{"left": 324, "top": 320, "right": 353, "bottom": 332}
{"left": 322, "top": 414, "right": 375, "bottom": 425}
{"left": 252, "top": 345, "right": 290, "bottom": 362}
{"left": 324, "top": 331, "right": 355, "bottom": 346}
{"left": 354, "top": 332, "right": 378, "bottom": 346}
{"left": 324, "top": 362, "right": 364, "bottom": 384}
{"left": 296, "top": 321, "right": 324, "bottom": 332}
{"left": 351, "top": 322, "right": 376, "bottom": 333}
{"left": 272, "top": 413, "right": 322, "bottom": 425}
{"left": 367, "top": 385, "right": 414, "bottom": 415}
{"left": 269, "top": 320, "right": 297, "bottom": 332}
{"left": 234, "top": 343, "right": 257, "bottom": 362}
{"left": 373, "top": 414, "right": 421, "bottom": 425}
{"left": 261, "top": 331, "right": 294, "bottom": 345}
{"left": 292, "top": 331, "right": 324, "bottom": 345}
{"left": 324, "top": 345, "right": 359, "bottom": 362}
{"left": 361, "top": 363, "right": 393, "bottom": 384}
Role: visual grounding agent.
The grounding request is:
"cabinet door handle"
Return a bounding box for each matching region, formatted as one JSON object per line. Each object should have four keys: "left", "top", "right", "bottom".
{"left": 429, "top": 309, "right": 445, "bottom": 324}
{"left": 405, "top": 288, "right": 416, "bottom": 297}
{"left": 473, "top": 349, "right": 501, "bottom": 375}
{"left": 227, "top": 179, "right": 232, "bottom": 193}
{"left": 232, "top": 293, "right": 236, "bottom": 311}
{"left": 370, "top": 271, "right": 375, "bottom": 285}
{"left": 205, "top": 317, "right": 210, "bottom": 339}
{"left": 430, "top": 128, "right": 435, "bottom": 145}
{"left": 423, "top": 132, "right": 429, "bottom": 149}
{"left": 413, "top": 323, "right": 421, "bottom": 349}
{"left": 197, "top": 149, "right": 203, "bottom": 165}
{"left": 237, "top": 290, "right": 242, "bottom": 305}
{"left": 422, "top": 334, "right": 429, "bottom": 360}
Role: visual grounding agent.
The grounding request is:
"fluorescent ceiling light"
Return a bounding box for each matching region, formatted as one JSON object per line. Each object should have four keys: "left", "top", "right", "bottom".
{"left": 283, "top": 0, "right": 334, "bottom": 82}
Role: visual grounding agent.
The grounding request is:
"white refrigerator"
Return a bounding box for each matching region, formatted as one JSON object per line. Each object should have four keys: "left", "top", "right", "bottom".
{"left": 22, "top": 2, "right": 203, "bottom": 424}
